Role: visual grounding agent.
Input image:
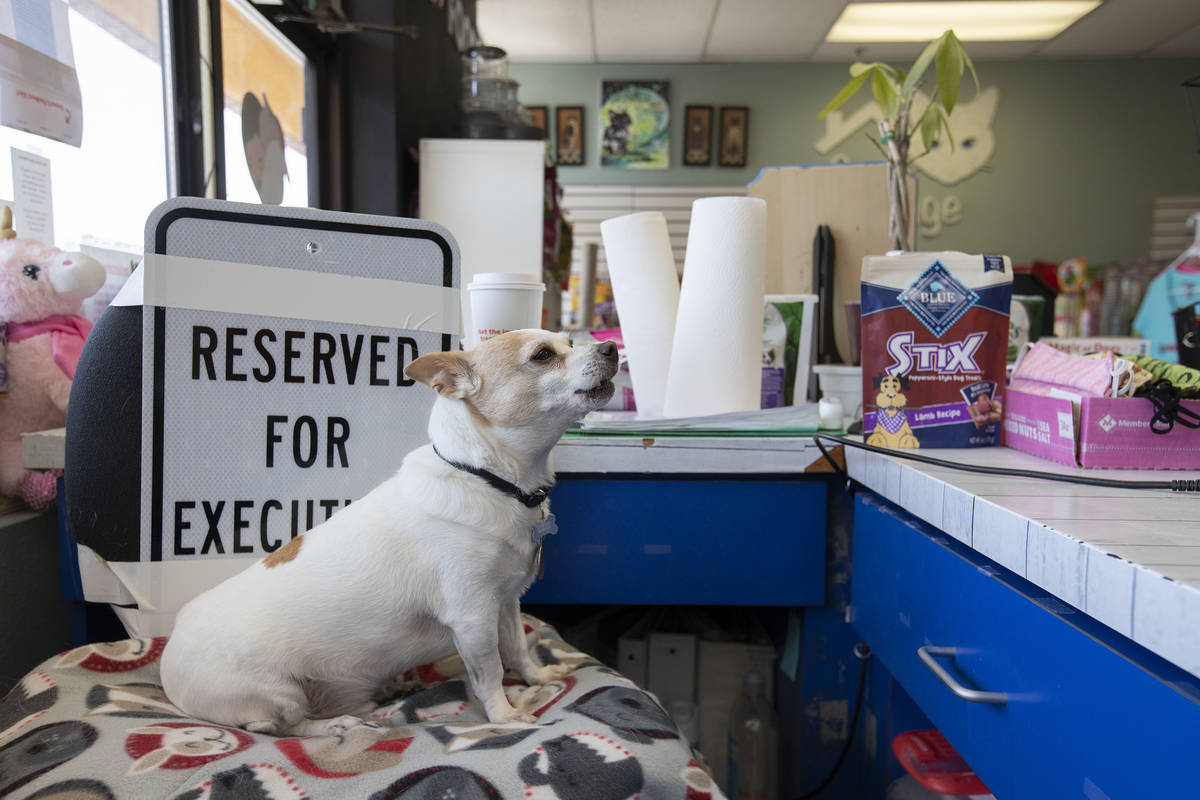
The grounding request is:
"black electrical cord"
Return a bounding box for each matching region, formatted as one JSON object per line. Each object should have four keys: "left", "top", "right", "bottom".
{"left": 1145, "top": 379, "right": 1200, "bottom": 435}
{"left": 812, "top": 433, "right": 1200, "bottom": 492}
{"left": 795, "top": 642, "right": 872, "bottom": 799}
{"left": 812, "top": 434, "right": 851, "bottom": 483}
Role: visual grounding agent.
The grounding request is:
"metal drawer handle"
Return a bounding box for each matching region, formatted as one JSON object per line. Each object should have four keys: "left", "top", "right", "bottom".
{"left": 918, "top": 645, "right": 1008, "bottom": 705}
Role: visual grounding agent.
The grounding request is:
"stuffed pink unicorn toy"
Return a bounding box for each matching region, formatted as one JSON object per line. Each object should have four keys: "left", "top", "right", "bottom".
{"left": 0, "top": 208, "right": 105, "bottom": 510}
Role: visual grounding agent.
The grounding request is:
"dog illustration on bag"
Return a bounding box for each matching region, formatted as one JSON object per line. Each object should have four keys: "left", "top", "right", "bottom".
{"left": 867, "top": 372, "right": 921, "bottom": 449}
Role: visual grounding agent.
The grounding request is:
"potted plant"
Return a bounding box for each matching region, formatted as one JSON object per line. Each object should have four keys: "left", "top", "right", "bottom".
{"left": 818, "top": 29, "right": 979, "bottom": 251}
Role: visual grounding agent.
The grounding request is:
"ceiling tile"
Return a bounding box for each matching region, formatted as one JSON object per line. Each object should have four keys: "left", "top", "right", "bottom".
{"left": 1145, "top": 22, "right": 1200, "bottom": 57}
{"left": 482, "top": 0, "right": 1200, "bottom": 64}
{"left": 476, "top": 0, "right": 594, "bottom": 62}
{"left": 592, "top": 0, "right": 718, "bottom": 62}
{"left": 1035, "top": 0, "right": 1200, "bottom": 57}
{"left": 810, "top": 40, "right": 1040, "bottom": 63}
{"left": 704, "top": 0, "right": 845, "bottom": 61}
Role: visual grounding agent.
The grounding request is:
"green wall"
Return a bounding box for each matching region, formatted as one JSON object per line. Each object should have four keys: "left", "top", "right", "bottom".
{"left": 511, "top": 59, "right": 1200, "bottom": 266}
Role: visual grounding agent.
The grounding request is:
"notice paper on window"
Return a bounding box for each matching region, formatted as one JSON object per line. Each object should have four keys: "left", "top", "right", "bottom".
{"left": 12, "top": 148, "right": 53, "bottom": 245}
{"left": 0, "top": 0, "right": 82, "bottom": 146}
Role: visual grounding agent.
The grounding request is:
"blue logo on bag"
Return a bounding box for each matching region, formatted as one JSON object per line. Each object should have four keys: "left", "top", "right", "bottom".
{"left": 983, "top": 255, "right": 1005, "bottom": 273}
{"left": 897, "top": 261, "right": 979, "bottom": 337}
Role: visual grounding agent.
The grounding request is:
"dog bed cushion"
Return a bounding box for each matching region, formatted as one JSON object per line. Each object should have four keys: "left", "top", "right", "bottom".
{"left": 0, "top": 616, "right": 721, "bottom": 800}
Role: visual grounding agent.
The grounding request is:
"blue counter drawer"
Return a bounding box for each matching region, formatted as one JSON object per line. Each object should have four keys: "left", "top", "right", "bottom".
{"left": 851, "top": 492, "right": 1200, "bottom": 800}
{"left": 524, "top": 476, "right": 826, "bottom": 605}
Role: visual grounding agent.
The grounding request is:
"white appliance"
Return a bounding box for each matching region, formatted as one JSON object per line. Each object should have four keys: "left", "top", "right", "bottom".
{"left": 419, "top": 138, "right": 545, "bottom": 339}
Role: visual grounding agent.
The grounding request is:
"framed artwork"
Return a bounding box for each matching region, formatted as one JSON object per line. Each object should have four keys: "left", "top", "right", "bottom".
{"left": 526, "top": 105, "right": 548, "bottom": 136}
{"left": 556, "top": 106, "right": 584, "bottom": 166}
{"left": 719, "top": 106, "right": 749, "bottom": 167}
{"left": 683, "top": 105, "right": 713, "bottom": 166}
{"left": 600, "top": 80, "right": 670, "bottom": 169}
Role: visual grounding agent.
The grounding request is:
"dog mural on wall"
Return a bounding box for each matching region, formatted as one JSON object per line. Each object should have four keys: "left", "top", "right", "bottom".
{"left": 602, "top": 108, "right": 632, "bottom": 157}
{"left": 600, "top": 81, "right": 671, "bottom": 168}
{"left": 867, "top": 372, "right": 921, "bottom": 449}
{"left": 815, "top": 87, "right": 998, "bottom": 186}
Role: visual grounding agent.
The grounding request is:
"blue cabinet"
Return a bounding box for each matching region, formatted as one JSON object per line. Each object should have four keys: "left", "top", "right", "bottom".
{"left": 852, "top": 492, "right": 1200, "bottom": 799}
{"left": 525, "top": 477, "right": 827, "bottom": 605}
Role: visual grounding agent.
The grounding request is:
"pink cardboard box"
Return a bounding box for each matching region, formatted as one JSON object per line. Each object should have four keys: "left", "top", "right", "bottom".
{"left": 1005, "top": 387, "right": 1200, "bottom": 469}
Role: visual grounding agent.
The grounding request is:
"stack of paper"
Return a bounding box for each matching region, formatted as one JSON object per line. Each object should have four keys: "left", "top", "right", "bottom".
{"left": 579, "top": 403, "right": 821, "bottom": 434}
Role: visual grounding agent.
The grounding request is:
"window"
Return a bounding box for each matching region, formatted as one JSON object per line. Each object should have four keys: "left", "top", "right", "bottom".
{"left": 0, "top": 0, "right": 167, "bottom": 251}
{"left": 219, "top": 0, "right": 309, "bottom": 207}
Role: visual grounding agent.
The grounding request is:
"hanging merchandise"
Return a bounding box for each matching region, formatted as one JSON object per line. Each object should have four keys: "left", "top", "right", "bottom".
{"left": 1174, "top": 302, "right": 1200, "bottom": 369}
{"left": 1052, "top": 257, "right": 1085, "bottom": 338}
{"left": 1118, "top": 257, "right": 1155, "bottom": 336}
{"left": 1134, "top": 213, "right": 1200, "bottom": 361}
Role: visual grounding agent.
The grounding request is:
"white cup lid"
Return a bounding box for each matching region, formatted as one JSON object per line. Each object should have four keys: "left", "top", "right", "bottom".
{"left": 812, "top": 364, "right": 862, "bottom": 376}
{"left": 469, "top": 271, "right": 543, "bottom": 286}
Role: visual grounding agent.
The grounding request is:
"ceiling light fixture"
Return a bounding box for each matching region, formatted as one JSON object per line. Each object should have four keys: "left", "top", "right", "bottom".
{"left": 826, "top": 1, "right": 1102, "bottom": 43}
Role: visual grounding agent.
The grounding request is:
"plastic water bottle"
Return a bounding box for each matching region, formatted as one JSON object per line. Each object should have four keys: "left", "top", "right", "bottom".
{"left": 727, "top": 671, "right": 777, "bottom": 800}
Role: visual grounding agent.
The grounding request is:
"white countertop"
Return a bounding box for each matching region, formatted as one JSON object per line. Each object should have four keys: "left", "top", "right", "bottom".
{"left": 846, "top": 443, "right": 1200, "bottom": 679}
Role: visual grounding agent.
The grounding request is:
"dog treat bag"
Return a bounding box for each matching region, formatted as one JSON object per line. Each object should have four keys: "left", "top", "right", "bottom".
{"left": 861, "top": 251, "right": 1012, "bottom": 448}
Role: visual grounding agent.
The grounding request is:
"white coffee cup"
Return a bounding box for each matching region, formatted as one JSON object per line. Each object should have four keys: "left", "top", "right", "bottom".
{"left": 466, "top": 271, "right": 545, "bottom": 347}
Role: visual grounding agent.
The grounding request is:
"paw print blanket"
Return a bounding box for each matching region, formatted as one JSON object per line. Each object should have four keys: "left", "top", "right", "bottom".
{"left": 0, "top": 616, "right": 722, "bottom": 800}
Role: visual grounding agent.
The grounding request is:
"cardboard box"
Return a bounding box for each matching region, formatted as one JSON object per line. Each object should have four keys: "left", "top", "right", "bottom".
{"left": 1004, "top": 387, "right": 1200, "bottom": 468}
{"left": 748, "top": 163, "right": 915, "bottom": 364}
{"left": 616, "top": 636, "right": 648, "bottom": 687}
{"left": 647, "top": 633, "right": 697, "bottom": 709}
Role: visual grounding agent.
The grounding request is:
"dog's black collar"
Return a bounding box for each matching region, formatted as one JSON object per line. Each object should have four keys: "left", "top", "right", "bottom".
{"left": 432, "top": 444, "right": 550, "bottom": 508}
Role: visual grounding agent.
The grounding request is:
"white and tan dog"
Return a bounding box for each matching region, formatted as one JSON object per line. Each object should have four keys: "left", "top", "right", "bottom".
{"left": 161, "top": 330, "right": 619, "bottom": 737}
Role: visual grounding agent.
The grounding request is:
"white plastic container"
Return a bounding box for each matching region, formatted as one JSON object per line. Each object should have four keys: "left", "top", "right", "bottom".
{"left": 812, "top": 364, "right": 862, "bottom": 423}
{"left": 466, "top": 271, "right": 545, "bottom": 347}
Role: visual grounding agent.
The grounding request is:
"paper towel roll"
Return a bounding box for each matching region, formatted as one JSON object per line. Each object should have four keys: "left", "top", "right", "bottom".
{"left": 600, "top": 212, "right": 680, "bottom": 417}
{"left": 664, "top": 196, "right": 767, "bottom": 417}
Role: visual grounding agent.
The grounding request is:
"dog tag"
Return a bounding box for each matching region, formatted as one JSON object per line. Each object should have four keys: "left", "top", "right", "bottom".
{"left": 531, "top": 512, "right": 557, "bottom": 544}
{"left": 533, "top": 542, "right": 544, "bottom": 580}
{"left": 532, "top": 512, "right": 555, "bottom": 580}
